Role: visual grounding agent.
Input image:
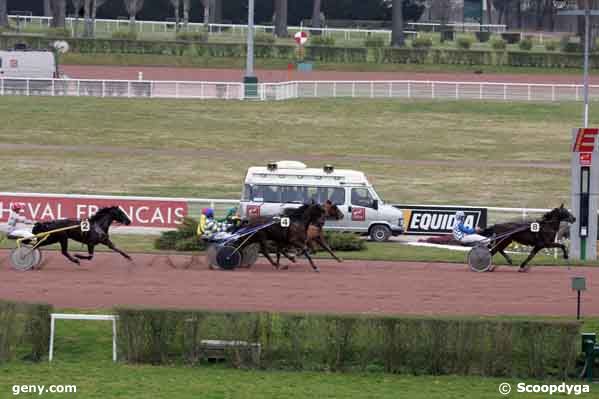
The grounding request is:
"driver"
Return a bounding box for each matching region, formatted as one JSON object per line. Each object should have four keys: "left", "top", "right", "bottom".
{"left": 7, "top": 203, "right": 35, "bottom": 239}
{"left": 452, "top": 211, "right": 487, "bottom": 245}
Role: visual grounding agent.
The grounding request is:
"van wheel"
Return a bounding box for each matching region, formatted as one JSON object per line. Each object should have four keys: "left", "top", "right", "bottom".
{"left": 370, "top": 225, "right": 391, "bottom": 242}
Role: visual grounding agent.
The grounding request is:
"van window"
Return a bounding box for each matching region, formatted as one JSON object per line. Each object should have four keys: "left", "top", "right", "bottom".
{"left": 248, "top": 185, "right": 282, "bottom": 202}
{"left": 351, "top": 188, "right": 374, "bottom": 208}
{"left": 322, "top": 187, "right": 345, "bottom": 204}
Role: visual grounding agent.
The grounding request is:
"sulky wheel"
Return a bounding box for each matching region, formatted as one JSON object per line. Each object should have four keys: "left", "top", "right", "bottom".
{"left": 240, "top": 243, "right": 260, "bottom": 268}
{"left": 215, "top": 245, "right": 242, "bottom": 270}
{"left": 10, "top": 247, "right": 41, "bottom": 272}
{"left": 468, "top": 245, "right": 492, "bottom": 272}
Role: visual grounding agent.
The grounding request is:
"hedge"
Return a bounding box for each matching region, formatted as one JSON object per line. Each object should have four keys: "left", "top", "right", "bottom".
{"left": 2, "top": 35, "right": 598, "bottom": 69}
{"left": 116, "top": 308, "right": 580, "bottom": 379}
{"left": 0, "top": 300, "right": 52, "bottom": 362}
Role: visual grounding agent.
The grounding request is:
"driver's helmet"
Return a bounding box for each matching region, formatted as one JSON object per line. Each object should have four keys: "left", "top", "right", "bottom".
{"left": 202, "top": 207, "right": 214, "bottom": 218}
{"left": 11, "top": 203, "right": 25, "bottom": 213}
{"left": 455, "top": 211, "right": 465, "bottom": 221}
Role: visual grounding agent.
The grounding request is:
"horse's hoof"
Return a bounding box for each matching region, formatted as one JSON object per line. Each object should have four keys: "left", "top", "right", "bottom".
{"left": 313, "top": 267, "right": 320, "bottom": 273}
{"left": 337, "top": 258, "right": 344, "bottom": 263}
{"left": 280, "top": 265, "right": 289, "bottom": 270}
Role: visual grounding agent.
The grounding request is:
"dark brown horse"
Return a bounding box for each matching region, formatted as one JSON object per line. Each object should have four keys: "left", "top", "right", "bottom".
{"left": 31, "top": 206, "right": 132, "bottom": 264}
{"left": 295, "top": 200, "right": 345, "bottom": 262}
{"left": 245, "top": 202, "right": 340, "bottom": 272}
{"left": 481, "top": 204, "right": 575, "bottom": 272}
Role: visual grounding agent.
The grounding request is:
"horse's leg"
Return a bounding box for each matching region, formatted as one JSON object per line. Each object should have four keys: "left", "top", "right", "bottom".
{"left": 59, "top": 238, "right": 80, "bottom": 265}
{"left": 301, "top": 248, "right": 319, "bottom": 272}
{"left": 75, "top": 243, "right": 94, "bottom": 260}
{"left": 314, "top": 236, "right": 343, "bottom": 262}
{"left": 542, "top": 242, "right": 569, "bottom": 260}
{"left": 259, "top": 240, "right": 279, "bottom": 268}
{"left": 103, "top": 239, "right": 132, "bottom": 260}
{"left": 519, "top": 246, "right": 541, "bottom": 272}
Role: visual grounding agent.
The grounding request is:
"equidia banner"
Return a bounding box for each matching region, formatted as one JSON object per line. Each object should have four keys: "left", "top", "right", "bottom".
{"left": 395, "top": 205, "right": 487, "bottom": 235}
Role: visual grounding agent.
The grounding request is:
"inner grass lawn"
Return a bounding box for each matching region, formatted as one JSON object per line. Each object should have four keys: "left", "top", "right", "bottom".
{"left": 0, "top": 97, "right": 587, "bottom": 208}
{"left": 0, "top": 313, "right": 596, "bottom": 399}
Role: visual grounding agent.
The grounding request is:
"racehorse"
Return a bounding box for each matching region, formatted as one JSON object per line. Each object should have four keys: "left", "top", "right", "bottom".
{"left": 277, "top": 200, "right": 345, "bottom": 264}
{"left": 481, "top": 204, "right": 576, "bottom": 272}
{"left": 245, "top": 203, "right": 335, "bottom": 272}
{"left": 31, "top": 206, "right": 132, "bottom": 265}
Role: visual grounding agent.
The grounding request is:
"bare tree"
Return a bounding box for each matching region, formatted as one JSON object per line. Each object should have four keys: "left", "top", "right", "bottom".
{"left": 44, "top": 0, "right": 52, "bottom": 17}
{"left": 84, "top": 0, "right": 107, "bottom": 37}
{"left": 51, "top": 0, "right": 67, "bottom": 28}
{"left": 72, "top": 0, "right": 84, "bottom": 36}
{"left": 123, "top": 0, "right": 144, "bottom": 33}
{"left": 183, "top": 0, "right": 191, "bottom": 30}
{"left": 169, "top": 0, "right": 181, "bottom": 32}
{"left": 274, "top": 0, "right": 288, "bottom": 37}
{"left": 0, "top": 0, "right": 7, "bottom": 29}
{"left": 312, "top": 0, "right": 322, "bottom": 28}
{"left": 200, "top": 0, "right": 209, "bottom": 24}
{"left": 390, "top": 0, "right": 405, "bottom": 47}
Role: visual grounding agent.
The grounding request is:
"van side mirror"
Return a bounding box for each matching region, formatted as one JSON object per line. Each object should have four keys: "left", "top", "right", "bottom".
{"left": 372, "top": 199, "right": 378, "bottom": 210}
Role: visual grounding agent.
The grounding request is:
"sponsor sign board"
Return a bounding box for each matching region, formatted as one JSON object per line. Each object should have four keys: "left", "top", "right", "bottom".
{"left": 0, "top": 194, "right": 187, "bottom": 228}
{"left": 394, "top": 205, "right": 487, "bottom": 235}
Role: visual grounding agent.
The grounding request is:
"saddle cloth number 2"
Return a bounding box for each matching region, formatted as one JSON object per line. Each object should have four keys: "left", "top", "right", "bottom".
{"left": 80, "top": 219, "right": 91, "bottom": 232}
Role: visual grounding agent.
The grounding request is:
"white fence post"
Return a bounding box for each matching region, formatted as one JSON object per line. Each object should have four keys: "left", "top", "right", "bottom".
{"left": 389, "top": 82, "right": 393, "bottom": 98}
{"left": 455, "top": 83, "right": 458, "bottom": 100}
{"left": 503, "top": 84, "right": 507, "bottom": 101}
{"left": 128, "top": 81, "right": 131, "bottom": 98}
{"left": 26, "top": 79, "right": 30, "bottom": 96}
{"left": 408, "top": 81, "right": 411, "bottom": 98}
{"left": 370, "top": 82, "right": 374, "bottom": 98}
{"left": 352, "top": 82, "right": 355, "bottom": 98}
{"left": 333, "top": 82, "right": 337, "bottom": 98}
{"left": 176, "top": 82, "right": 180, "bottom": 99}
{"left": 552, "top": 85, "right": 555, "bottom": 102}
{"left": 314, "top": 82, "right": 318, "bottom": 97}
{"left": 1, "top": 78, "right": 4, "bottom": 96}
{"left": 431, "top": 82, "right": 435, "bottom": 99}
{"left": 527, "top": 85, "right": 531, "bottom": 101}
{"left": 102, "top": 81, "right": 106, "bottom": 98}
{"left": 479, "top": 84, "right": 483, "bottom": 100}
{"left": 52, "top": 79, "right": 55, "bottom": 96}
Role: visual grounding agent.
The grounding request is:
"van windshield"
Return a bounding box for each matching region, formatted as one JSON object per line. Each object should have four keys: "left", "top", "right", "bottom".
{"left": 244, "top": 184, "right": 345, "bottom": 204}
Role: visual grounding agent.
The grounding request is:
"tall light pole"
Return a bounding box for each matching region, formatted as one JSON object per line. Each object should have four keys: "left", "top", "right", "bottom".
{"left": 244, "top": 0, "right": 258, "bottom": 98}
{"left": 557, "top": 0, "right": 599, "bottom": 261}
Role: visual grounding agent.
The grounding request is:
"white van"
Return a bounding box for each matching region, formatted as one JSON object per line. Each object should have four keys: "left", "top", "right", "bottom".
{"left": 239, "top": 161, "right": 404, "bottom": 241}
{"left": 0, "top": 51, "right": 58, "bottom": 78}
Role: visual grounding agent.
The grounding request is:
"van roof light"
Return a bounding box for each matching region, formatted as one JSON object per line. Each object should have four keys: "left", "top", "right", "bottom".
{"left": 267, "top": 162, "right": 278, "bottom": 171}
{"left": 323, "top": 164, "right": 334, "bottom": 174}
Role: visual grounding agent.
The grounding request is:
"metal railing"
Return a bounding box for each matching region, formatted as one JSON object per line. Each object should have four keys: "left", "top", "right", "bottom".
{"left": 0, "top": 78, "right": 244, "bottom": 100}
{"left": 407, "top": 22, "right": 507, "bottom": 33}
{"left": 263, "top": 80, "right": 599, "bottom": 102}
{"left": 2, "top": 78, "right": 598, "bottom": 103}
{"left": 7, "top": 15, "right": 419, "bottom": 41}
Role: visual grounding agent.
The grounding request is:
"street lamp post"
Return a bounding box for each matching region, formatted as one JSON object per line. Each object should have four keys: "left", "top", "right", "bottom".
{"left": 244, "top": 0, "right": 258, "bottom": 99}
{"left": 557, "top": 0, "right": 599, "bottom": 261}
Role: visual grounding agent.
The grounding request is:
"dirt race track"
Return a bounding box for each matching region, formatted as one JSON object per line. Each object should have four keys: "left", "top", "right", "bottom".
{"left": 1, "top": 249, "right": 598, "bottom": 316}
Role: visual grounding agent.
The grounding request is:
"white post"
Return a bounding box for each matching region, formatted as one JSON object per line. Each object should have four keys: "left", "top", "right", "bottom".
{"left": 102, "top": 81, "right": 106, "bottom": 98}
{"left": 552, "top": 85, "right": 555, "bottom": 102}
{"left": 333, "top": 82, "right": 337, "bottom": 98}
{"left": 527, "top": 85, "right": 531, "bottom": 101}
{"left": 176, "top": 82, "right": 180, "bottom": 98}
{"left": 314, "top": 82, "right": 318, "bottom": 97}
{"left": 27, "top": 79, "right": 30, "bottom": 96}
{"left": 128, "top": 81, "right": 131, "bottom": 98}
{"left": 49, "top": 315, "right": 55, "bottom": 361}
{"left": 77, "top": 80, "right": 80, "bottom": 96}
{"left": 1, "top": 78, "right": 4, "bottom": 96}
{"left": 389, "top": 82, "right": 393, "bottom": 98}
{"left": 479, "top": 84, "right": 483, "bottom": 100}
{"left": 431, "top": 82, "right": 434, "bottom": 99}
{"left": 408, "top": 81, "right": 411, "bottom": 98}
{"left": 504, "top": 84, "right": 507, "bottom": 101}
{"left": 112, "top": 318, "right": 117, "bottom": 362}
{"left": 455, "top": 83, "right": 458, "bottom": 99}
{"left": 352, "top": 82, "right": 355, "bottom": 97}
{"left": 370, "top": 82, "right": 374, "bottom": 98}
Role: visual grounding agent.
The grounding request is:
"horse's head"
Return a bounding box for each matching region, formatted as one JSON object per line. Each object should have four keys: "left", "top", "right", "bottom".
{"left": 543, "top": 204, "right": 576, "bottom": 224}
{"left": 324, "top": 200, "right": 344, "bottom": 221}
{"left": 92, "top": 206, "right": 131, "bottom": 226}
